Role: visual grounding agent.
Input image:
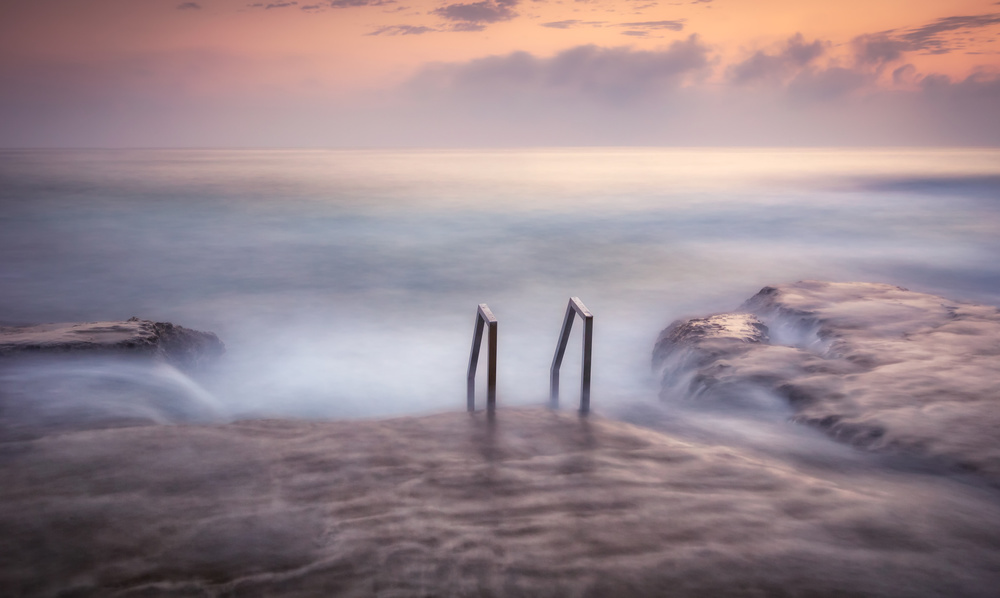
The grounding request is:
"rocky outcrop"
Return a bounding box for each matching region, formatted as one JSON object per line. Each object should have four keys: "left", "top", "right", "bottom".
{"left": 0, "top": 317, "right": 224, "bottom": 370}
{"left": 654, "top": 281, "right": 1000, "bottom": 481}
{"left": 652, "top": 313, "right": 781, "bottom": 411}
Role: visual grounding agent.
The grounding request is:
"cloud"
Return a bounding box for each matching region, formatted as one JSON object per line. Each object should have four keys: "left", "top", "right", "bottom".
{"left": 921, "top": 69, "right": 1000, "bottom": 94}
{"left": 852, "top": 33, "right": 910, "bottom": 66}
{"left": 728, "top": 34, "right": 825, "bottom": 85}
{"left": 902, "top": 13, "right": 1000, "bottom": 53}
{"left": 787, "top": 66, "right": 870, "bottom": 100}
{"left": 367, "top": 24, "right": 435, "bottom": 35}
{"left": 541, "top": 19, "right": 607, "bottom": 29}
{"left": 409, "top": 36, "right": 711, "bottom": 104}
{"left": 176, "top": 2, "right": 201, "bottom": 9}
{"left": 854, "top": 13, "right": 1000, "bottom": 66}
{"left": 2, "top": 24, "right": 999, "bottom": 148}
{"left": 728, "top": 35, "right": 873, "bottom": 101}
{"left": 380, "top": 38, "right": 1000, "bottom": 146}
{"left": 892, "top": 63, "right": 917, "bottom": 85}
{"left": 450, "top": 22, "right": 486, "bottom": 32}
{"left": 247, "top": 1, "right": 300, "bottom": 8}
{"left": 328, "top": 0, "right": 396, "bottom": 7}
{"left": 432, "top": 0, "right": 519, "bottom": 28}
{"left": 541, "top": 20, "right": 581, "bottom": 29}
{"left": 540, "top": 20, "right": 605, "bottom": 29}
{"left": 618, "top": 20, "right": 684, "bottom": 31}
{"left": 905, "top": 71, "right": 1000, "bottom": 142}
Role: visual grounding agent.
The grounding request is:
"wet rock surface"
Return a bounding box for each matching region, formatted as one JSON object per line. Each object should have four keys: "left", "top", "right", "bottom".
{"left": 655, "top": 281, "right": 1000, "bottom": 482}
{"left": 3, "top": 408, "right": 1000, "bottom": 597}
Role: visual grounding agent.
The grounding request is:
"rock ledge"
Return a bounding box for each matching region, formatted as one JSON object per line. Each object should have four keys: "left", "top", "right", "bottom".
{"left": 0, "top": 317, "right": 224, "bottom": 370}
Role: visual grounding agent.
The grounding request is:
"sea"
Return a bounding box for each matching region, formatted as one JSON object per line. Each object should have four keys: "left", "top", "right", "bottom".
{"left": 1, "top": 147, "right": 999, "bottom": 421}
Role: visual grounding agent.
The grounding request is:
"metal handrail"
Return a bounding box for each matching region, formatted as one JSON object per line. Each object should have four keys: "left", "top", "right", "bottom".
{"left": 550, "top": 297, "right": 593, "bottom": 414}
{"left": 467, "top": 303, "right": 498, "bottom": 412}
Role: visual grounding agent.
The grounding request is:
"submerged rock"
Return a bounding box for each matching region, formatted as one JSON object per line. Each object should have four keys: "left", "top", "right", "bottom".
{"left": 0, "top": 317, "right": 224, "bottom": 370}
{"left": 4, "top": 408, "right": 1000, "bottom": 597}
{"left": 655, "top": 281, "right": 1000, "bottom": 482}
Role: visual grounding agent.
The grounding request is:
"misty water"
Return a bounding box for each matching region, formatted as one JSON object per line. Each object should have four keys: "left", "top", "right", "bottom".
{"left": 1, "top": 147, "right": 999, "bottom": 424}
{"left": 5, "top": 148, "right": 1000, "bottom": 595}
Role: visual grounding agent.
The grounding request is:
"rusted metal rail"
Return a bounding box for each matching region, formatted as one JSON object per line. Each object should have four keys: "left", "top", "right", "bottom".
{"left": 467, "top": 303, "right": 498, "bottom": 412}
{"left": 550, "top": 297, "right": 593, "bottom": 414}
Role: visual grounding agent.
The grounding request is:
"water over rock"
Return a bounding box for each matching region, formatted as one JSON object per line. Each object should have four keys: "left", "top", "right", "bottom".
{"left": 0, "top": 319, "right": 225, "bottom": 439}
{"left": 654, "top": 281, "right": 1000, "bottom": 482}
{"left": 4, "top": 408, "right": 1000, "bottom": 597}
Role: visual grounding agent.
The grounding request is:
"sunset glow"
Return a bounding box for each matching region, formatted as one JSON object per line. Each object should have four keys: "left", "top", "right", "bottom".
{"left": 1, "top": 0, "right": 998, "bottom": 146}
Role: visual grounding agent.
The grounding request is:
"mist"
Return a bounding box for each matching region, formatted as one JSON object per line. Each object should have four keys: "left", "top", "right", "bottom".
{"left": 2, "top": 148, "right": 998, "bottom": 424}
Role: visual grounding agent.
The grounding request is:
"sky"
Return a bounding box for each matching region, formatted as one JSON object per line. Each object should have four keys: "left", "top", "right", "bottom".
{"left": 0, "top": 0, "right": 999, "bottom": 147}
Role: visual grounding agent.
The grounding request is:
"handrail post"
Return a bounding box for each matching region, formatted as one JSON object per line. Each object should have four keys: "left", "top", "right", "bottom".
{"left": 467, "top": 303, "right": 498, "bottom": 412}
{"left": 549, "top": 297, "right": 593, "bottom": 414}
{"left": 580, "top": 311, "right": 592, "bottom": 413}
{"left": 467, "top": 315, "right": 484, "bottom": 412}
{"left": 549, "top": 302, "right": 575, "bottom": 408}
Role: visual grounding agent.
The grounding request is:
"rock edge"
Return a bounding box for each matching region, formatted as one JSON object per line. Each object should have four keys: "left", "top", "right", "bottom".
{"left": 0, "top": 317, "right": 225, "bottom": 370}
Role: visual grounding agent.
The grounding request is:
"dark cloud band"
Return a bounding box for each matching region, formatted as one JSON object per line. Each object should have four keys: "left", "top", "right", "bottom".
{"left": 368, "top": 24, "right": 436, "bottom": 36}
{"left": 618, "top": 20, "right": 685, "bottom": 31}
{"left": 855, "top": 12, "right": 1000, "bottom": 64}
{"left": 432, "top": 0, "right": 519, "bottom": 27}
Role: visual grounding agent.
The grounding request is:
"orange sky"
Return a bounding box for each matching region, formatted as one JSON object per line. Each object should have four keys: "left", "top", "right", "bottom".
{"left": 2, "top": 0, "right": 997, "bottom": 89}
{"left": 1, "top": 0, "right": 998, "bottom": 146}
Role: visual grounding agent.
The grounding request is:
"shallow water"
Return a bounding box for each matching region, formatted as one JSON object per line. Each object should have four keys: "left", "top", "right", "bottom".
{"left": 1, "top": 148, "right": 999, "bottom": 420}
